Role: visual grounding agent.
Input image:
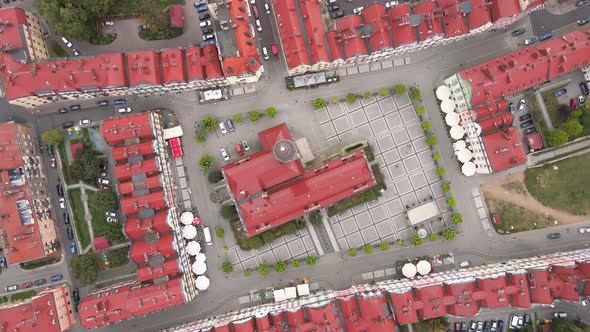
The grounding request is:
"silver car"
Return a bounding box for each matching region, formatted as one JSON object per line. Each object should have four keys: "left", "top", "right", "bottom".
{"left": 219, "top": 121, "right": 227, "bottom": 135}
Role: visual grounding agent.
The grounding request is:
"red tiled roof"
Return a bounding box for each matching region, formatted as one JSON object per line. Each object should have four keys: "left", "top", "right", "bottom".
{"left": 507, "top": 273, "right": 532, "bottom": 308}
{"left": 481, "top": 127, "right": 526, "bottom": 172}
{"left": 544, "top": 31, "right": 590, "bottom": 80}
{"left": 299, "top": 0, "right": 330, "bottom": 64}
{"left": 335, "top": 16, "right": 368, "bottom": 58}
{"left": 413, "top": 1, "right": 443, "bottom": 41}
{"left": 526, "top": 270, "right": 554, "bottom": 304}
{"left": 326, "top": 31, "right": 343, "bottom": 61}
{"left": 114, "top": 158, "right": 160, "bottom": 182}
{"left": 414, "top": 285, "right": 446, "bottom": 319}
{"left": 101, "top": 113, "right": 154, "bottom": 146}
{"left": 472, "top": 100, "right": 508, "bottom": 120}
{"left": 285, "top": 308, "right": 305, "bottom": 328}
{"left": 126, "top": 51, "right": 162, "bottom": 87}
{"left": 254, "top": 314, "right": 271, "bottom": 331}
{"left": 0, "top": 292, "right": 62, "bottom": 332}
{"left": 0, "top": 7, "right": 27, "bottom": 51}
{"left": 124, "top": 211, "right": 171, "bottom": 241}
{"left": 477, "top": 276, "right": 510, "bottom": 308}
{"left": 129, "top": 233, "right": 176, "bottom": 264}
{"left": 525, "top": 132, "right": 543, "bottom": 150}
{"left": 222, "top": 0, "right": 261, "bottom": 77}
{"left": 121, "top": 191, "right": 167, "bottom": 216}
{"left": 270, "top": 312, "right": 288, "bottom": 331}
{"left": 356, "top": 293, "right": 396, "bottom": 331}
{"left": 169, "top": 137, "right": 183, "bottom": 158}
{"left": 118, "top": 175, "right": 162, "bottom": 197}
{"left": 446, "top": 281, "right": 479, "bottom": 317}
{"left": 184, "top": 47, "right": 205, "bottom": 81}
{"left": 362, "top": 3, "right": 393, "bottom": 52}
{"left": 202, "top": 44, "right": 224, "bottom": 79}
{"left": 272, "top": 0, "right": 310, "bottom": 69}
{"left": 478, "top": 112, "right": 513, "bottom": 133}
{"left": 0, "top": 122, "right": 45, "bottom": 264}
{"left": 388, "top": 290, "right": 418, "bottom": 325}
{"left": 112, "top": 141, "right": 155, "bottom": 162}
{"left": 438, "top": 0, "right": 468, "bottom": 38}
{"left": 169, "top": 5, "right": 183, "bottom": 28}
{"left": 466, "top": 0, "right": 492, "bottom": 29}
{"left": 303, "top": 300, "right": 345, "bottom": 331}
{"left": 126, "top": 277, "right": 185, "bottom": 317}
{"left": 93, "top": 236, "right": 110, "bottom": 250}
{"left": 79, "top": 282, "right": 134, "bottom": 329}
{"left": 489, "top": 0, "right": 521, "bottom": 20}
{"left": 136, "top": 258, "right": 180, "bottom": 282}
{"left": 387, "top": 4, "right": 417, "bottom": 46}
{"left": 231, "top": 318, "right": 256, "bottom": 332}
{"left": 160, "top": 49, "right": 186, "bottom": 85}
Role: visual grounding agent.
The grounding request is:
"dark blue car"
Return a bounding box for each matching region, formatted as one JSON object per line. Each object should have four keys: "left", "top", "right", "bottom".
{"left": 539, "top": 32, "right": 553, "bottom": 41}
{"left": 97, "top": 100, "right": 108, "bottom": 107}
{"left": 114, "top": 98, "right": 126, "bottom": 105}
{"left": 554, "top": 88, "right": 567, "bottom": 97}
{"left": 50, "top": 274, "right": 63, "bottom": 282}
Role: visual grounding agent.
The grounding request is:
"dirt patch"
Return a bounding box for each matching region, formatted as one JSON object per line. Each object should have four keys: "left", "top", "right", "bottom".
{"left": 481, "top": 172, "right": 587, "bottom": 233}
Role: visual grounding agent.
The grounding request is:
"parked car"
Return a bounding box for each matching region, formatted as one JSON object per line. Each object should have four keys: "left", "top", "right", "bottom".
{"left": 553, "top": 312, "right": 567, "bottom": 318}
{"left": 97, "top": 100, "right": 108, "bottom": 107}
{"left": 63, "top": 212, "right": 70, "bottom": 225}
{"left": 524, "top": 314, "right": 531, "bottom": 325}
{"left": 476, "top": 321, "right": 483, "bottom": 332}
{"left": 194, "top": 0, "right": 207, "bottom": 7}
{"left": 118, "top": 107, "right": 132, "bottom": 113}
{"left": 202, "top": 27, "right": 213, "bottom": 34}
{"left": 523, "top": 127, "right": 537, "bottom": 135}
{"left": 524, "top": 37, "right": 537, "bottom": 45}
{"left": 70, "top": 242, "right": 77, "bottom": 254}
{"left": 519, "top": 113, "right": 531, "bottom": 121}
{"left": 454, "top": 322, "right": 461, "bottom": 331}
{"left": 385, "top": 1, "right": 399, "bottom": 7}
{"left": 50, "top": 274, "right": 63, "bottom": 282}
{"left": 469, "top": 321, "right": 477, "bottom": 332}
{"left": 62, "top": 121, "right": 74, "bottom": 129}
{"left": 461, "top": 322, "right": 467, "bottom": 332}
{"left": 328, "top": 4, "right": 340, "bottom": 11}
{"left": 226, "top": 119, "right": 235, "bottom": 132}
{"left": 34, "top": 278, "right": 46, "bottom": 286}
{"left": 518, "top": 99, "right": 526, "bottom": 111}
{"left": 511, "top": 28, "right": 526, "bottom": 36}
{"left": 138, "top": 24, "right": 150, "bottom": 31}
{"left": 576, "top": 0, "right": 589, "bottom": 7}
{"left": 262, "top": 46, "right": 269, "bottom": 60}
{"left": 4, "top": 285, "right": 18, "bottom": 292}
{"left": 107, "top": 217, "right": 118, "bottom": 223}
{"left": 554, "top": 88, "right": 567, "bottom": 97}
{"left": 219, "top": 121, "right": 227, "bottom": 134}
{"left": 58, "top": 197, "right": 65, "bottom": 208}
{"left": 99, "top": 184, "right": 110, "bottom": 190}
{"left": 353, "top": 6, "right": 364, "bottom": 14}
{"left": 69, "top": 104, "right": 81, "bottom": 111}
{"left": 57, "top": 184, "right": 64, "bottom": 197}
{"left": 114, "top": 98, "right": 126, "bottom": 105}
{"left": 330, "top": 10, "right": 344, "bottom": 19}
{"left": 196, "top": 4, "right": 208, "bottom": 12}
{"left": 271, "top": 42, "right": 278, "bottom": 55}
{"left": 220, "top": 148, "right": 230, "bottom": 161}
{"left": 61, "top": 36, "right": 72, "bottom": 48}
{"left": 73, "top": 288, "right": 80, "bottom": 302}
{"left": 21, "top": 281, "right": 33, "bottom": 289}
{"left": 252, "top": 4, "right": 259, "bottom": 18}
{"left": 579, "top": 95, "right": 585, "bottom": 104}
{"left": 497, "top": 320, "right": 504, "bottom": 331}
{"left": 255, "top": 19, "right": 262, "bottom": 31}
{"left": 235, "top": 144, "right": 243, "bottom": 156}
{"left": 483, "top": 321, "right": 490, "bottom": 331}
{"left": 539, "top": 32, "right": 553, "bottom": 41}
{"left": 98, "top": 178, "right": 110, "bottom": 185}
{"left": 578, "top": 227, "right": 590, "bottom": 233}
{"left": 547, "top": 233, "right": 561, "bottom": 239}
{"left": 241, "top": 140, "right": 250, "bottom": 151}
{"left": 578, "top": 17, "right": 590, "bottom": 25}
{"left": 102, "top": 20, "right": 114, "bottom": 26}
{"left": 519, "top": 120, "right": 534, "bottom": 128}
{"left": 99, "top": 163, "right": 108, "bottom": 171}
{"left": 72, "top": 49, "right": 80, "bottom": 56}
{"left": 50, "top": 157, "right": 56, "bottom": 168}
{"left": 203, "top": 33, "right": 215, "bottom": 41}
{"left": 508, "top": 102, "right": 516, "bottom": 112}
{"left": 67, "top": 226, "right": 74, "bottom": 240}
{"left": 58, "top": 108, "right": 68, "bottom": 114}
{"left": 79, "top": 119, "right": 91, "bottom": 126}
{"left": 199, "top": 13, "right": 210, "bottom": 20}
{"left": 490, "top": 320, "right": 497, "bottom": 331}
{"left": 580, "top": 82, "right": 589, "bottom": 95}
{"left": 200, "top": 20, "right": 211, "bottom": 27}
{"left": 105, "top": 211, "right": 117, "bottom": 218}
{"left": 0, "top": 257, "right": 7, "bottom": 269}
{"left": 570, "top": 98, "right": 578, "bottom": 110}
{"left": 264, "top": 2, "right": 271, "bottom": 14}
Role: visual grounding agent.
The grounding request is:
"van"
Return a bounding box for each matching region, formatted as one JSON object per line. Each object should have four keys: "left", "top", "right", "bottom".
{"left": 262, "top": 47, "right": 269, "bottom": 60}
{"left": 203, "top": 226, "right": 213, "bottom": 246}
{"left": 509, "top": 315, "right": 519, "bottom": 329}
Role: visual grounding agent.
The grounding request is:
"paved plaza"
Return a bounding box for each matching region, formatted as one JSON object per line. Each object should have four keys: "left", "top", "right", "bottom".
{"left": 315, "top": 93, "right": 453, "bottom": 250}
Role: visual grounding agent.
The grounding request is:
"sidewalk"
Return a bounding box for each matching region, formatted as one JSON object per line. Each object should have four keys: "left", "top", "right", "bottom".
{"left": 527, "top": 136, "right": 590, "bottom": 166}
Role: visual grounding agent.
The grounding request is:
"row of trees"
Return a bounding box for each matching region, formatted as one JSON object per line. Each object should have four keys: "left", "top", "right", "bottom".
{"left": 222, "top": 256, "right": 319, "bottom": 275}
{"left": 196, "top": 108, "right": 278, "bottom": 144}
{"left": 311, "top": 84, "right": 416, "bottom": 110}
{"left": 547, "top": 102, "right": 590, "bottom": 146}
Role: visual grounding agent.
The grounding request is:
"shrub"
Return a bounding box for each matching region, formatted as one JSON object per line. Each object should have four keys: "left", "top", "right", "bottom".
{"left": 71, "top": 253, "right": 99, "bottom": 285}
{"left": 233, "top": 114, "right": 243, "bottom": 123}
{"left": 379, "top": 88, "right": 390, "bottom": 96}
{"left": 346, "top": 93, "right": 357, "bottom": 104}
{"left": 41, "top": 129, "right": 65, "bottom": 145}
{"left": 396, "top": 239, "right": 405, "bottom": 247}
{"left": 262, "top": 231, "right": 276, "bottom": 244}
{"left": 409, "top": 87, "right": 422, "bottom": 101}
{"left": 331, "top": 97, "right": 339, "bottom": 104}
{"left": 258, "top": 263, "right": 270, "bottom": 276}
{"left": 410, "top": 234, "right": 423, "bottom": 246}
{"left": 221, "top": 205, "right": 238, "bottom": 220}
{"left": 274, "top": 260, "right": 287, "bottom": 273}
{"left": 265, "top": 107, "right": 278, "bottom": 118}
{"left": 309, "top": 211, "right": 322, "bottom": 225}
{"left": 421, "top": 121, "right": 432, "bottom": 132}
{"left": 246, "top": 236, "right": 264, "bottom": 249}
{"left": 432, "top": 152, "right": 441, "bottom": 161}
{"left": 364, "top": 244, "right": 374, "bottom": 254}
{"left": 312, "top": 98, "right": 327, "bottom": 109}
{"left": 416, "top": 105, "right": 426, "bottom": 116}
{"left": 248, "top": 111, "right": 261, "bottom": 122}
{"left": 447, "top": 196, "right": 457, "bottom": 207}
{"left": 428, "top": 233, "right": 438, "bottom": 241}
{"left": 348, "top": 248, "right": 358, "bottom": 257}
{"left": 380, "top": 241, "right": 390, "bottom": 251}
{"left": 208, "top": 170, "right": 224, "bottom": 183}
{"left": 364, "top": 92, "right": 373, "bottom": 99}
{"left": 222, "top": 261, "right": 233, "bottom": 274}
{"left": 277, "top": 221, "right": 298, "bottom": 235}
{"left": 393, "top": 84, "right": 406, "bottom": 95}
{"left": 195, "top": 134, "right": 206, "bottom": 143}
{"left": 451, "top": 212, "right": 463, "bottom": 224}
{"left": 436, "top": 167, "right": 446, "bottom": 177}
{"left": 292, "top": 258, "right": 301, "bottom": 267}
{"left": 306, "top": 255, "right": 319, "bottom": 265}
{"left": 199, "top": 154, "right": 214, "bottom": 170}
{"left": 563, "top": 119, "right": 583, "bottom": 137}
{"left": 244, "top": 268, "right": 252, "bottom": 276}
{"left": 215, "top": 227, "right": 225, "bottom": 238}
{"left": 442, "top": 227, "right": 457, "bottom": 240}
{"left": 426, "top": 135, "right": 438, "bottom": 146}
{"left": 547, "top": 130, "right": 569, "bottom": 147}
{"left": 201, "top": 116, "right": 218, "bottom": 132}
{"left": 441, "top": 182, "right": 451, "bottom": 192}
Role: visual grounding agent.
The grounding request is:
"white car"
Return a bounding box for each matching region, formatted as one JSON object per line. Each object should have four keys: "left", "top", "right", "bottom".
{"left": 250, "top": 0, "right": 255, "bottom": 4}
{"left": 72, "top": 49, "right": 80, "bottom": 56}
{"left": 518, "top": 99, "right": 526, "bottom": 111}
{"left": 61, "top": 37, "right": 72, "bottom": 48}
{"left": 118, "top": 107, "right": 132, "bottom": 113}
{"left": 255, "top": 19, "right": 262, "bottom": 31}
{"left": 79, "top": 119, "right": 90, "bottom": 126}
{"left": 353, "top": 6, "right": 364, "bottom": 14}
{"left": 553, "top": 312, "right": 567, "bottom": 318}
{"left": 59, "top": 198, "right": 65, "bottom": 209}
{"left": 106, "top": 217, "right": 118, "bottom": 223}
{"left": 219, "top": 121, "right": 227, "bottom": 135}
{"left": 200, "top": 20, "right": 211, "bottom": 27}
{"left": 98, "top": 178, "right": 110, "bottom": 185}
{"left": 579, "top": 227, "right": 590, "bottom": 233}
{"left": 385, "top": 1, "right": 399, "bottom": 7}
{"left": 264, "top": 3, "right": 270, "bottom": 14}
{"left": 582, "top": 298, "right": 590, "bottom": 306}
{"left": 220, "top": 148, "right": 230, "bottom": 161}
{"left": 102, "top": 20, "right": 114, "bottom": 27}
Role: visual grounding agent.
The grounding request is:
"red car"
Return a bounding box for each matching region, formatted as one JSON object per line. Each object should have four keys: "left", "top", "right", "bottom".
{"left": 50, "top": 157, "right": 56, "bottom": 168}
{"left": 21, "top": 281, "right": 33, "bottom": 289}
{"left": 99, "top": 184, "right": 110, "bottom": 190}
{"left": 271, "top": 42, "right": 278, "bottom": 55}
{"left": 235, "top": 143, "right": 244, "bottom": 156}
{"left": 570, "top": 98, "right": 578, "bottom": 110}
{"left": 252, "top": 5, "right": 259, "bottom": 19}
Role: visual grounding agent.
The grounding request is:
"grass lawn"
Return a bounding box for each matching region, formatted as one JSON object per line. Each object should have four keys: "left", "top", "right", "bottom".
{"left": 398, "top": 325, "right": 410, "bottom": 332}
{"left": 577, "top": 111, "right": 590, "bottom": 138}
{"left": 68, "top": 188, "right": 91, "bottom": 248}
{"left": 58, "top": 143, "right": 75, "bottom": 185}
{"left": 108, "top": 0, "right": 185, "bottom": 16}
{"left": 542, "top": 87, "right": 568, "bottom": 127}
{"left": 50, "top": 42, "right": 68, "bottom": 58}
{"left": 107, "top": 246, "right": 130, "bottom": 268}
{"left": 10, "top": 290, "right": 37, "bottom": 302}
{"left": 486, "top": 197, "right": 553, "bottom": 233}
{"left": 86, "top": 191, "right": 108, "bottom": 237}
{"left": 524, "top": 154, "right": 590, "bottom": 215}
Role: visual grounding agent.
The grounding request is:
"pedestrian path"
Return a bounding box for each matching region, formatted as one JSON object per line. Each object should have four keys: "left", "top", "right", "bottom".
{"left": 527, "top": 136, "right": 590, "bottom": 166}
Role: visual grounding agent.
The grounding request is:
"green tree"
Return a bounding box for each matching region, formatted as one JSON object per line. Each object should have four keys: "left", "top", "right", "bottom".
{"left": 107, "top": 246, "right": 129, "bottom": 267}
{"left": 246, "top": 236, "right": 264, "bottom": 249}
{"left": 36, "top": 0, "right": 114, "bottom": 41}
{"left": 215, "top": 227, "right": 225, "bottom": 238}
{"left": 41, "top": 129, "right": 65, "bottom": 145}
{"left": 89, "top": 190, "right": 118, "bottom": 214}
{"left": 312, "top": 98, "right": 327, "bottom": 109}
{"left": 426, "top": 135, "right": 438, "bottom": 146}
{"left": 258, "top": 263, "right": 270, "bottom": 276}
{"left": 220, "top": 205, "right": 238, "bottom": 220}
{"left": 306, "top": 255, "right": 318, "bottom": 266}
{"left": 222, "top": 261, "right": 233, "bottom": 274}
{"left": 364, "top": 244, "right": 374, "bottom": 254}
{"left": 104, "top": 223, "right": 126, "bottom": 243}
{"left": 428, "top": 233, "right": 438, "bottom": 241}
{"left": 233, "top": 114, "right": 243, "bottom": 123}
{"left": 572, "top": 110, "right": 583, "bottom": 118}
{"left": 265, "top": 107, "right": 278, "bottom": 118}
{"left": 421, "top": 121, "right": 432, "bottom": 132}
{"left": 248, "top": 111, "right": 261, "bottom": 122}
{"left": 380, "top": 241, "right": 390, "bottom": 251}
{"left": 261, "top": 231, "right": 276, "bottom": 244}
{"left": 547, "top": 130, "right": 569, "bottom": 147}
{"left": 244, "top": 268, "right": 252, "bottom": 276}
{"left": 364, "top": 92, "right": 373, "bottom": 99}
{"left": 195, "top": 134, "right": 206, "bottom": 143}
{"left": 442, "top": 227, "right": 457, "bottom": 240}
{"left": 274, "top": 260, "right": 287, "bottom": 273}
{"left": 563, "top": 118, "right": 583, "bottom": 137}
{"left": 292, "top": 258, "right": 301, "bottom": 267}
{"left": 346, "top": 93, "right": 357, "bottom": 104}
{"left": 552, "top": 318, "right": 590, "bottom": 332}
{"left": 416, "top": 105, "right": 426, "bottom": 116}
{"left": 441, "top": 182, "right": 451, "bottom": 192}
{"left": 208, "top": 170, "right": 224, "bottom": 184}
{"left": 409, "top": 87, "right": 422, "bottom": 101}
{"left": 393, "top": 84, "right": 406, "bottom": 95}
{"left": 424, "top": 317, "right": 450, "bottom": 331}
{"left": 309, "top": 211, "right": 322, "bottom": 225}
{"left": 397, "top": 239, "right": 405, "bottom": 247}
{"left": 447, "top": 196, "right": 457, "bottom": 207}
{"left": 199, "top": 154, "right": 214, "bottom": 170}
{"left": 379, "top": 88, "right": 390, "bottom": 96}
{"left": 201, "top": 116, "right": 218, "bottom": 132}
{"left": 410, "top": 233, "right": 423, "bottom": 246}
{"left": 71, "top": 252, "right": 99, "bottom": 285}
{"left": 70, "top": 148, "right": 102, "bottom": 185}
{"left": 348, "top": 248, "right": 358, "bottom": 257}
{"left": 331, "top": 97, "right": 339, "bottom": 104}
{"left": 432, "top": 152, "right": 441, "bottom": 161}
{"left": 451, "top": 212, "right": 463, "bottom": 224}
{"left": 436, "top": 166, "right": 446, "bottom": 177}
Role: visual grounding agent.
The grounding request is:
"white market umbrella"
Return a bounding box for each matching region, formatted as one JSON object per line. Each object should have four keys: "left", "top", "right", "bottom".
{"left": 402, "top": 263, "right": 417, "bottom": 278}
{"left": 180, "top": 212, "right": 194, "bottom": 225}
{"left": 195, "top": 276, "right": 210, "bottom": 291}
{"left": 185, "top": 241, "right": 201, "bottom": 256}
{"left": 456, "top": 149, "right": 473, "bottom": 163}
{"left": 436, "top": 85, "right": 451, "bottom": 101}
{"left": 195, "top": 252, "right": 207, "bottom": 263}
{"left": 461, "top": 162, "right": 477, "bottom": 176}
{"left": 417, "top": 260, "right": 432, "bottom": 275}
{"left": 183, "top": 225, "right": 197, "bottom": 240}
{"left": 192, "top": 261, "right": 207, "bottom": 275}
{"left": 445, "top": 112, "right": 460, "bottom": 126}
{"left": 440, "top": 99, "right": 456, "bottom": 113}
{"left": 454, "top": 140, "right": 466, "bottom": 150}
{"left": 450, "top": 126, "right": 465, "bottom": 140}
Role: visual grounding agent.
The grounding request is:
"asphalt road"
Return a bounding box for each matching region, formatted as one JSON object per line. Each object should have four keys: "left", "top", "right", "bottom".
{"left": 530, "top": 3, "right": 590, "bottom": 35}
